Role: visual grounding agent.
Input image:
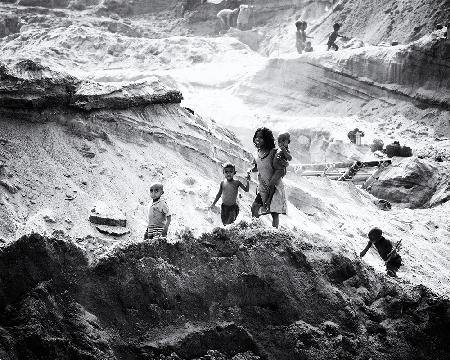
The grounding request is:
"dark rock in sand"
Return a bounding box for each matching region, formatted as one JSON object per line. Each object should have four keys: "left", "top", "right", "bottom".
{"left": 0, "top": 179, "right": 20, "bottom": 194}
{"left": 71, "top": 79, "right": 183, "bottom": 110}
{"left": 17, "top": 0, "right": 70, "bottom": 8}
{"left": 0, "top": 60, "right": 183, "bottom": 111}
{"left": 89, "top": 203, "right": 126, "bottom": 227}
{"left": 0, "top": 59, "right": 78, "bottom": 109}
{"left": 0, "top": 14, "right": 20, "bottom": 38}
{"left": 95, "top": 224, "right": 130, "bottom": 236}
{"left": 365, "top": 157, "right": 447, "bottom": 208}
{"left": 374, "top": 198, "right": 392, "bottom": 210}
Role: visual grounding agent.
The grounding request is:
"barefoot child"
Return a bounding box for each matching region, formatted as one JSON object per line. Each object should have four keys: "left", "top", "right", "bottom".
{"left": 144, "top": 182, "right": 171, "bottom": 240}
{"left": 211, "top": 162, "right": 250, "bottom": 225}
{"left": 360, "top": 227, "right": 402, "bottom": 277}
{"left": 264, "top": 132, "right": 292, "bottom": 211}
{"left": 248, "top": 127, "right": 288, "bottom": 228}
{"left": 327, "top": 23, "right": 344, "bottom": 51}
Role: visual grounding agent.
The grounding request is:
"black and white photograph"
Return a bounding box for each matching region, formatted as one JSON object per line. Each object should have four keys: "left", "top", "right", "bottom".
{"left": 0, "top": 0, "right": 449, "bottom": 359}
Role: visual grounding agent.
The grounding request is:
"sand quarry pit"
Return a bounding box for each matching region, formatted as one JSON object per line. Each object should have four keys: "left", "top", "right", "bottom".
{"left": 0, "top": 1, "right": 450, "bottom": 359}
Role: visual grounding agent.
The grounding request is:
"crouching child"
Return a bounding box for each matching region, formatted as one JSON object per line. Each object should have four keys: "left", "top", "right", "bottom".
{"left": 360, "top": 227, "right": 402, "bottom": 277}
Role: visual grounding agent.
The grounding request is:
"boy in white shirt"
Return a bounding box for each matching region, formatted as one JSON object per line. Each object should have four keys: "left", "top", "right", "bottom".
{"left": 144, "top": 182, "right": 171, "bottom": 240}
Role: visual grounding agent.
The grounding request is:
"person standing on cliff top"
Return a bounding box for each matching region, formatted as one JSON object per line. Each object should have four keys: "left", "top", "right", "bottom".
{"left": 211, "top": 162, "right": 250, "bottom": 225}
{"left": 295, "top": 20, "right": 313, "bottom": 54}
{"left": 237, "top": 4, "right": 254, "bottom": 30}
{"left": 295, "top": 20, "right": 305, "bottom": 53}
{"left": 327, "top": 23, "right": 344, "bottom": 51}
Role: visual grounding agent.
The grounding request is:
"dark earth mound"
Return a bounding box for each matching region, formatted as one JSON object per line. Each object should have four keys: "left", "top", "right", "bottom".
{"left": 1, "top": 223, "right": 449, "bottom": 359}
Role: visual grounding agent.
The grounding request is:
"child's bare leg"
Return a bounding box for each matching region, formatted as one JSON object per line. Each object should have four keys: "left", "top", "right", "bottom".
{"left": 271, "top": 213, "right": 279, "bottom": 228}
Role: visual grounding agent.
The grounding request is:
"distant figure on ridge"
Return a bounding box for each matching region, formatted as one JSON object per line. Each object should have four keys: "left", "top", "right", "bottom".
{"left": 237, "top": 4, "right": 253, "bottom": 30}
{"left": 248, "top": 127, "right": 288, "bottom": 228}
{"left": 264, "top": 132, "right": 292, "bottom": 212}
{"left": 144, "top": 182, "right": 171, "bottom": 240}
{"left": 211, "top": 162, "right": 250, "bottom": 225}
{"left": 360, "top": 227, "right": 403, "bottom": 277}
{"left": 327, "top": 23, "right": 344, "bottom": 51}
{"left": 217, "top": 8, "right": 239, "bottom": 32}
{"left": 295, "top": 20, "right": 312, "bottom": 53}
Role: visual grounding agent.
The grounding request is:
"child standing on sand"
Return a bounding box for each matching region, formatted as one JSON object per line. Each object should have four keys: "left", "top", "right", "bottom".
{"left": 144, "top": 182, "right": 171, "bottom": 240}
{"left": 248, "top": 127, "right": 288, "bottom": 228}
{"left": 211, "top": 162, "right": 250, "bottom": 225}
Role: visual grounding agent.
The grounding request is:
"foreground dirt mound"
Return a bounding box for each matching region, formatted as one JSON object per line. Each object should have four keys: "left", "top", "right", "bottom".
{"left": 1, "top": 226, "right": 449, "bottom": 359}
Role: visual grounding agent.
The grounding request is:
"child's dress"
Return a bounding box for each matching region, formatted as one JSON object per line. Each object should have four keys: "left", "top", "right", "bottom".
{"left": 254, "top": 149, "right": 287, "bottom": 214}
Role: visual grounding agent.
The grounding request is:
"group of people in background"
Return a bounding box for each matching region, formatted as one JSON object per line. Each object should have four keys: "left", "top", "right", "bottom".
{"left": 216, "top": 4, "right": 254, "bottom": 32}
{"left": 296, "top": 20, "right": 345, "bottom": 54}
{"left": 217, "top": 7, "right": 345, "bottom": 54}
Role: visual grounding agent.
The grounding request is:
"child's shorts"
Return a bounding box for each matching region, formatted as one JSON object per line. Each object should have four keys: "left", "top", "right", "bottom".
{"left": 221, "top": 203, "right": 239, "bottom": 225}
{"left": 144, "top": 226, "right": 163, "bottom": 240}
{"left": 386, "top": 254, "right": 402, "bottom": 272}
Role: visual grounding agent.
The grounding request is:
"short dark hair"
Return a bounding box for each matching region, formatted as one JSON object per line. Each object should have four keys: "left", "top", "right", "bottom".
{"left": 333, "top": 23, "right": 341, "bottom": 30}
{"left": 222, "top": 162, "right": 236, "bottom": 172}
{"left": 150, "top": 182, "right": 164, "bottom": 191}
{"left": 368, "top": 227, "right": 382, "bottom": 240}
{"left": 278, "top": 132, "right": 291, "bottom": 143}
{"left": 253, "top": 127, "right": 275, "bottom": 151}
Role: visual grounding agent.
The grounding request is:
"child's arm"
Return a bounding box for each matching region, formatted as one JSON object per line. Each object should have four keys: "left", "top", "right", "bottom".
{"left": 359, "top": 242, "right": 372, "bottom": 257}
{"left": 247, "top": 159, "right": 257, "bottom": 173}
{"left": 280, "top": 146, "right": 292, "bottom": 161}
{"left": 210, "top": 182, "right": 223, "bottom": 207}
{"left": 162, "top": 215, "right": 171, "bottom": 236}
{"left": 238, "top": 174, "right": 250, "bottom": 192}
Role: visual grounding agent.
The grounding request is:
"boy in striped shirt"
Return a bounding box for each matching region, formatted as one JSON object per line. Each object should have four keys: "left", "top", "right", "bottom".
{"left": 144, "top": 182, "right": 171, "bottom": 240}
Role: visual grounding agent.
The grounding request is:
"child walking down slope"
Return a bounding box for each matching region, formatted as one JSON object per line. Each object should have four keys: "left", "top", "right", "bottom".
{"left": 211, "top": 162, "right": 250, "bottom": 225}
